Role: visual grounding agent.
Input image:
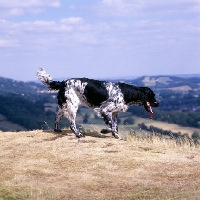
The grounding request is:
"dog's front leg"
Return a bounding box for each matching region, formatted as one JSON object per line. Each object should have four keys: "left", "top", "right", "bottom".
{"left": 112, "top": 113, "right": 118, "bottom": 132}
{"left": 70, "top": 120, "right": 85, "bottom": 138}
{"left": 101, "top": 112, "right": 122, "bottom": 140}
{"left": 101, "top": 113, "right": 118, "bottom": 134}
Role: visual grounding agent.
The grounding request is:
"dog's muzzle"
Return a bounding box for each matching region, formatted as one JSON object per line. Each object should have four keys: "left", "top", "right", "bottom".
{"left": 146, "top": 101, "right": 159, "bottom": 119}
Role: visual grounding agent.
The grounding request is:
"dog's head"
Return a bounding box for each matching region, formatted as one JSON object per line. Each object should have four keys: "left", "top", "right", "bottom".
{"left": 140, "top": 87, "right": 159, "bottom": 118}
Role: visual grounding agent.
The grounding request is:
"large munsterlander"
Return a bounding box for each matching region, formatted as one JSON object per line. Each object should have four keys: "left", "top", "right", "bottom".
{"left": 37, "top": 68, "right": 159, "bottom": 140}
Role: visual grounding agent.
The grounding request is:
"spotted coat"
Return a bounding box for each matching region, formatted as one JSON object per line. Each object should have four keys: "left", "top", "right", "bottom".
{"left": 37, "top": 68, "right": 159, "bottom": 139}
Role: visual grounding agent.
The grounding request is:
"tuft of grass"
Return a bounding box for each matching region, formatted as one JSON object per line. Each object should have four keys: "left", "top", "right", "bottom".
{"left": 0, "top": 183, "right": 57, "bottom": 200}
{"left": 117, "top": 123, "right": 199, "bottom": 149}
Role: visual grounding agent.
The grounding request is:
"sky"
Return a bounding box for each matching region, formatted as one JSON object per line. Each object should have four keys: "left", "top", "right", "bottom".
{"left": 0, "top": 0, "right": 200, "bottom": 81}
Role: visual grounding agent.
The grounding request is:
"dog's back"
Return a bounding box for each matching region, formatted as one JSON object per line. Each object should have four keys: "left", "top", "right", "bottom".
{"left": 79, "top": 78, "right": 109, "bottom": 107}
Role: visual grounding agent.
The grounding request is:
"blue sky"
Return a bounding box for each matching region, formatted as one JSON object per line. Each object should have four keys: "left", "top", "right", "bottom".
{"left": 0, "top": 0, "right": 199, "bottom": 81}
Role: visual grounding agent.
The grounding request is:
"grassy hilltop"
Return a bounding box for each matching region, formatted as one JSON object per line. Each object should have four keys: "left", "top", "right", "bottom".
{"left": 0, "top": 129, "right": 199, "bottom": 200}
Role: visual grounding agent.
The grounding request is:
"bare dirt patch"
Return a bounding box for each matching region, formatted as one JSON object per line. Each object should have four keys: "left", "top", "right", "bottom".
{"left": 0, "top": 130, "right": 199, "bottom": 199}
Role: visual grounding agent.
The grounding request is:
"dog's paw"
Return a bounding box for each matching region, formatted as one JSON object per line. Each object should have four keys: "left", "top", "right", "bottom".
{"left": 113, "top": 132, "right": 123, "bottom": 140}
{"left": 54, "top": 128, "right": 62, "bottom": 132}
{"left": 76, "top": 132, "right": 85, "bottom": 138}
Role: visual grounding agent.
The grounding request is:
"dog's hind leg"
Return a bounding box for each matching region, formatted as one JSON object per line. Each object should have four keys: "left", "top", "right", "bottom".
{"left": 70, "top": 121, "right": 85, "bottom": 138}
{"left": 64, "top": 103, "right": 85, "bottom": 138}
{"left": 54, "top": 108, "right": 64, "bottom": 132}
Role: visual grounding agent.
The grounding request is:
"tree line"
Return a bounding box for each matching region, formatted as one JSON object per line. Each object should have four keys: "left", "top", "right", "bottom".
{"left": 138, "top": 123, "right": 199, "bottom": 144}
{"left": 0, "top": 95, "right": 70, "bottom": 131}
{"left": 0, "top": 94, "right": 200, "bottom": 131}
{"left": 128, "top": 106, "right": 200, "bottom": 128}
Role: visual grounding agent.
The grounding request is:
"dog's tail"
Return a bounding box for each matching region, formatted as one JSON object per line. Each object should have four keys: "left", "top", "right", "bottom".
{"left": 37, "top": 68, "right": 53, "bottom": 87}
{"left": 36, "top": 68, "right": 64, "bottom": 90}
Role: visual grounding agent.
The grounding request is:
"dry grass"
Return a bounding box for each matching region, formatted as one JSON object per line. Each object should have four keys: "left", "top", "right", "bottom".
{"left": 0, "top": 128, "right": 199, "bottom": 200}
{"left": 79, "top": 116, "right": 200, "bottom": 137}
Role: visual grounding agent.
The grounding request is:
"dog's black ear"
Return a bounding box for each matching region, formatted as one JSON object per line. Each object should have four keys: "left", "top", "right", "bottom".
{"left": 138, "top": 88, "right": 146, "bottom": 104}
{"left": 139, "top": 88, "right": 150, "bottom": 112}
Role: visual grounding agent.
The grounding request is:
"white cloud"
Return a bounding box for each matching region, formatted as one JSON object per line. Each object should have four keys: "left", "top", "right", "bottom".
{"left": 60, "top": 17, "right": 84, "bottom": 25}
{"left": 0, "top": 8, "right": 24, "bottom": 18}
{"left": 95, "top": 0, "right": 200, "bottom": 17}
{"left": 141, "top": 0, "right": 200, "bottom": 13}
{"left": 91, "top": 0, "right": 200, "bottom": 48}
{"left": 0, "top": 0, "right": 61, "bottom": 18}
{"left": 95, "top": 0, "right": 141, "bottom": 16}
{"left": 0, "top": 7, "right": 198, "bottom": 54}
{"left": 0, "top": 17, "right": 93, "bottom": 51}
{"left": 0, "top": 0, "right": 61, "bottom": 8}
{"left": 0, "top": 39, "right": 18, "bottom": 47}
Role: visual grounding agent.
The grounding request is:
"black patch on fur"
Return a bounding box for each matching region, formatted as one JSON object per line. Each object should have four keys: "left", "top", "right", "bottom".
{"left": 117, "top": 82, "right": 141, "bottom": 104}
{"left": 50, "top": 81, "right": 65, "bottom": 90}
{"left": 49, "top": 81, "right": 66, "bottom": 107}
{"left": 82, "top": 79, "right": 109, "bottom": 107}
{"left": 57, "top": 87, "right": 67, "bottom": 107}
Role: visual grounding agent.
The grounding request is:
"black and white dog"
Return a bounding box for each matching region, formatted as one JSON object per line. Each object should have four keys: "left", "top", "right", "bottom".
{"left": 37, "top": 68, "right": 159, "bottom": 139}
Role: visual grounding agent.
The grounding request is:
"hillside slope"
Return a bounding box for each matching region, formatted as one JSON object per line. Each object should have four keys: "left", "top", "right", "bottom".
{"left": 0, "top": 114, "right": 26, "bottom": 131}
{"left": 0, "top": 130, "right": 199, "bottom": 200}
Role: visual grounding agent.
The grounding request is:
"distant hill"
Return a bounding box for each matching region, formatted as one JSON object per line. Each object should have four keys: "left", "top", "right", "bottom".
{"left": 112, "top": 75, "right": 200, "bottom": 91}
{"left": 0, "top": 76, "right": 69, "bottom": 131}
{"left": 0, "top": 76, "right": 46, "bottom": 102}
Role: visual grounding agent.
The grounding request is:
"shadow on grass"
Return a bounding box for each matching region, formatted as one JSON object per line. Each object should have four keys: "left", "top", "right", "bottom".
{"left": 42, "top": 128, "right": 110, "bottom": 140}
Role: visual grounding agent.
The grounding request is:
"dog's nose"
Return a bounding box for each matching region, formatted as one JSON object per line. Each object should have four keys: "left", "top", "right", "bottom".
{"left": 154, "top": 102, "right": 159, "bottom": 107}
